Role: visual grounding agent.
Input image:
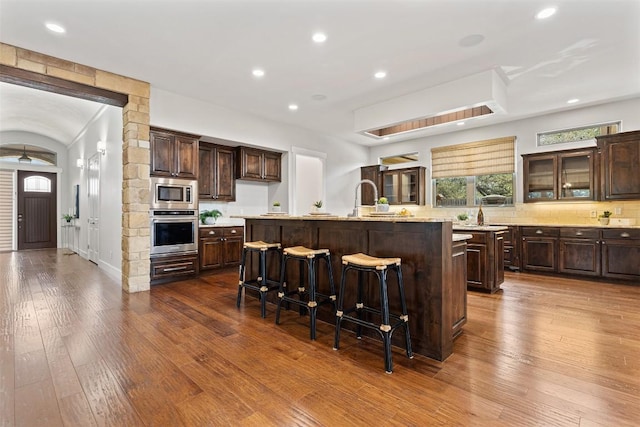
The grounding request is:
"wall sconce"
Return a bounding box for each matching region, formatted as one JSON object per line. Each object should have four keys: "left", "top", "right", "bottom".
{"left": 97, "top": 140, "right": 106, "bottom": 155}
{"left": 76, "top": 158, "right": 84, "bottom": 169}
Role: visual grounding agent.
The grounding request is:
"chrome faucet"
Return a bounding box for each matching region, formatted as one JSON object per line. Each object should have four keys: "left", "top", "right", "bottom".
{"left": 350, "top": 179, "right": 378, "bottom": 216}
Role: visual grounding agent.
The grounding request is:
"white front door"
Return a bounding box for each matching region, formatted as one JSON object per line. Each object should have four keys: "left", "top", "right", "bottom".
{"left": 87, "top": 153, "right": 100, "bottom": 264}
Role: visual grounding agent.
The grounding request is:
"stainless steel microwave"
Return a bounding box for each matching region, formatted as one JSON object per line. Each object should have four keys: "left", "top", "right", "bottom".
{"left": 150, "top": 177, "right": 197, "bottom": 210}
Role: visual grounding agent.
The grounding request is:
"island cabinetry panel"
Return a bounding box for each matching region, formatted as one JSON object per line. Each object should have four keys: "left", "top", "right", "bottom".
{"left": 601, "top": 228, "right": 640, "bottom": 281}
{"left": 150, "top": 127, "right": 199, "bottom": 179}
{"left": 244, "top": 218, "right": 457, "bottom": 361}
{"left": 559, "top": 228, "right": 601, "bottom": 276}
{"left": 451, "top": 239, "right": 468, "bottom": 338}
{"left": 521, "top": 227, "right": 559, "bottom": 272}
{"left": 199, "top": 226, "right": 244, "bottom": 271}
{"left": 199, "top": 143, "right": 236, "bottom": 201}
{"left": 151, "top": 253, "right": 198, "bottom": 282}
{"left": 465, "top": 230, "right": 504, "bottom": 293}
{"left": 597, "top": 130, "right": 640, "bottom": 200}
{"left": 235, "top": 147, "right": 281, "bottom": 182}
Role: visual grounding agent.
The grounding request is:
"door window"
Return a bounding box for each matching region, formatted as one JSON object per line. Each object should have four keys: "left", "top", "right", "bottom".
{"left": 24, "top": 176, "right": 52, "bottom": 192}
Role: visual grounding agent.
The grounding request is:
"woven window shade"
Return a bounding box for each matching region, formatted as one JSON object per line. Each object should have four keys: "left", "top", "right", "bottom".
{"left": 432, "top": 136, "right": 515, "bottom": 178}
{"left": 0, "top": 170, "right": 13, "bottom": 251}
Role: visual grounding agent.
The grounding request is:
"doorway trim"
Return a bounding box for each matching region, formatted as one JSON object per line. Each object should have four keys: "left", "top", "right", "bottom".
{"left": 1, "top": 43, "right": 152, "bottom": 292}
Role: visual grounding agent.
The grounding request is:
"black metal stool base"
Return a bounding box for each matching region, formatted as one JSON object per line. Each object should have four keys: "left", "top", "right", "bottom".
{"left": 236, "top": 241, "right": 282, "bottom": 318}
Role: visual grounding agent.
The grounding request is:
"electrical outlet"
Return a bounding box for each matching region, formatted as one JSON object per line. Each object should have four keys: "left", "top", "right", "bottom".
{"left": 614, "top": 207, "right": 622, "bottom": 215}
{"left": 590, "top": 210, "right": 597, "bottom": 218}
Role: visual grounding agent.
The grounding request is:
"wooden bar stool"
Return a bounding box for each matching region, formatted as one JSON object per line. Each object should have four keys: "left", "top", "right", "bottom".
{"left": 275, "top": 246, "right": 336, "bottom": 340}
{"left": 236, "top": 240, "right": 282, "bottom": 318}
{"left": 333, "top": 252, "right": 413, "bottom": 373}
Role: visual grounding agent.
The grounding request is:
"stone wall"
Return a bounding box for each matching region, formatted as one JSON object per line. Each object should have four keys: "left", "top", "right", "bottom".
{"left": 1, "top": 43, "right": 152, "bottom": 293}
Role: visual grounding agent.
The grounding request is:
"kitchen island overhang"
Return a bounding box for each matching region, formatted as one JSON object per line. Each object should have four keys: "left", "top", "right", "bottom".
{"left": 237, "top": 215, "right": 470, "bottom": 362}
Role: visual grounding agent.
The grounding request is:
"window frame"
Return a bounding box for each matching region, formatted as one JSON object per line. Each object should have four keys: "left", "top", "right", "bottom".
{"left": 536, "top": 121, "right": 620, "bottom": 147}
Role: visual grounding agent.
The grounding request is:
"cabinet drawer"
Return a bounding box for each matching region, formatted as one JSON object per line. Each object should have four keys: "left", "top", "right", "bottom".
{"left": 521, "top": 227, "right": 559, "bottom": 237}
{"left": 560, "top": 228, "right": 600, "bottom": 239}
{"left": 466, "top": 232, "right": 487, "bottom": 244}
{"left": 224, "top": 227, "right": 244, "bottom": 237}
{"left": 199, "top": 227, "right": 222, "bottom": 238}
{"left": 151, "top": 254, "right": 198, "bottom": 280}
{"left": 602, "top": 228, "right": 640, "bottom": 240}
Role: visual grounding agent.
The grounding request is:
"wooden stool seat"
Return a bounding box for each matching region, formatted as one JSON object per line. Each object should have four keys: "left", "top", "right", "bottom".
{"left": 334, "top": 252, "right": 412, "bottom": 373}
{"left": 276, "top": 246, "right": 336, "bottom": 340}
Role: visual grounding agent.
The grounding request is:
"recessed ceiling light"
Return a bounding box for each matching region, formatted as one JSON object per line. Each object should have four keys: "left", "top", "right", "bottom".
{"left": 374, "top": 71, "right": 387, "bottom": 79}
{"left": 567, "top": 98, "right": 579, "bottom": 104}
{"left": 252, "top": 68, "right": 265, "bottom": 77}
{"left": 383, "top": 137, "right": 390, "bottom": 140}
{"left": 311, "top": 94, "right": 327, "bottom": 101}
{"left": 457, "top": 122, "right": 466, "bottom": 126}
{"left": 288, "top": 104, "right": 299, "bottom": 111}
{"left": 312, "top": 32, "right": 327, "bottom": 43}
{"left": 459, "top": 34, "right": 485, "bottom": 48}
{"left": 536, "top": 7, "right": 557, "bottom": 20}
{"left": 45, "top": 22, "right": 66, "bottom": 33}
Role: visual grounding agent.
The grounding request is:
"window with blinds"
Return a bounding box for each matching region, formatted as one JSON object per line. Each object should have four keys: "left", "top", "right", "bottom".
{"left": 431, "top": 136, "right": 515, "bottom": 207}
{"left": 0, "top": 170, "right": 14, "bottom": 251}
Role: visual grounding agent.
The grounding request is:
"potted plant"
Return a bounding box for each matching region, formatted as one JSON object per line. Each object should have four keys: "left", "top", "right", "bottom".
{"left": 199, "top": 209, "right": 222, "bottom": 225}
{"left": 376, "top": 197, "right": 389, "bottom": 212}
{"left": 62, "top": 214, "right": 73, "bottom": 223}
{"left": 312, "top": 200, "right": 323, "bottom": 213}
{"left": 598, "top": 210, "right": 612, "bottom": 225}
{"left": 272, "top": 201, "right": 281, "bottom": 213}
{"left": 456, "top": 212, "right": 469, "bottom": 223}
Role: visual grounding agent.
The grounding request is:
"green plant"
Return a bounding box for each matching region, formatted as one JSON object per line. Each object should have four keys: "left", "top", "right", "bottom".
{"left": 199, "top": 209, "right": 222, "bottom": 224}
{"left": 313, "top": 200, "right": 323, "bottom": 208}
{"left": 378, "top": 197, "right": 388, "bottom": 205}
{"left": 599, "top": 211, "right": 612, "bottom": 218}
{"left": 62, "top": 214, "right": 73, "bottom": 222}
{"left": 272, "top": 201, "right": 280, "bottom": 207}
{"left": 457, "top": 212, "right": 469, "bottom": 221}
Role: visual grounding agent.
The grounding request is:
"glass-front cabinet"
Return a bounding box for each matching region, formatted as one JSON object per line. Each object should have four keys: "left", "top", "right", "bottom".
{"left": 381, "top": 166, "right": 426, "bottom": 205}
{"left": 523, "top": 148, "right": 596, "bottom": 203}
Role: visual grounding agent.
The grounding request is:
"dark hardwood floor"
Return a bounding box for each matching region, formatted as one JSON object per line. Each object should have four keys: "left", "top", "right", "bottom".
{"left": 1, "top": 249, "right": 639, "bottom": 426}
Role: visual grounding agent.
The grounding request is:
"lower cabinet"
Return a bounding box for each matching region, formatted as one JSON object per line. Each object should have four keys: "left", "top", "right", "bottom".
{"left": 601, "top": 229, "right": 640, "bottom": 280}
{"left": 502, "top": 226, "right": 520, "bottom": 271}
{"left": 150, "top": 253, "right": 198, "bottom": 282}
{"left": 521, "top": 227, "right": 558, "bottom": 272}
{"left": 199, "top": 226, "right": 244, "bottom": 272}
{"left": 451, "top": 239, "right": 467, "bottom": 338}
{"left": 559, "top": 228, "right": 600, "bottom": 276}
{"left": 465, "top": 230, "right": 505, "bottom": 293}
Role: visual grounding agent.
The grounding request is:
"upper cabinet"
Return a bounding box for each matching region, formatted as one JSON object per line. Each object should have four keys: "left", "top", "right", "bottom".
{"left": 235, "top": 147, "right": 281, "bottom": 182}
{"left": 360, "top": 165, "right": 386, "bottom": 205}
{"left": 382, "top": 167, "right": 426, "bottom": 205}
{"left": 199, "top": 142, "right": 236, "bottom": 201}
{"left": 596, "top": 130, "right": 640, "bottom": 200}
{"left": 522, "top": 148, "right": 596, "bottom": 202}
{"left": 150, "top": 127, "right": 199, "bottom": 179}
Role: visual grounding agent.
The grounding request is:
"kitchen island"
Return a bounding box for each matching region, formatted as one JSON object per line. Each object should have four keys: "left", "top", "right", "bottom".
{"left": 240, "top": 215, "right": 470, "bottom": 362}
{"left": 453, "top": 225, "right": 508, "bottom": 293}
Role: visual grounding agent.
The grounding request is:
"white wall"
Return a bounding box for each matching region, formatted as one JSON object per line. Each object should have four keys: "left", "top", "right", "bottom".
{"left": 150, "top": 88, "right": 369, "bottom": 217}
{"left": 66, "top": 105, "right": 123, "bottom": 280}
{"left": 368, "top": 97, "right": 640, "bottom": 204}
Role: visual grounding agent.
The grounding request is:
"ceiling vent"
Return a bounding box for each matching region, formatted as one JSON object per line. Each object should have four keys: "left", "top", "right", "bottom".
{"left": 354, "top": 69, "right": 507, "bottom": 139}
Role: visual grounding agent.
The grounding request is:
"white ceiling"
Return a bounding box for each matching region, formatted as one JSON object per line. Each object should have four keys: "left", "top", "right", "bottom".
{"left": 1, "top": 0, "right": 639, "bottom": 147}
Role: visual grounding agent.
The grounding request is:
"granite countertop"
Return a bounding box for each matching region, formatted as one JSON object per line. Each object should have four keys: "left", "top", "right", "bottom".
{"left": 452, "top": 225, "right": 509, "bottom": 232}
{"left": 453, "top": 233, "right": 473, "bottom": 242}
{"left": 234, "top": 214, "right": 451, "bottom": 223}
{"left": 486, "top": 222, "right": 640, "bottom": 229}
{"left": 199, "top": 219, "right": 245, "bottom": 228}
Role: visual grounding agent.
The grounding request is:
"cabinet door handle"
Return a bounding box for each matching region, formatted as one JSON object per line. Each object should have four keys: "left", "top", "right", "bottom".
{"left": 620, "top": 232, "right": 630, "bottom": 238}
{"left": 536, "top": 230, "right": 543, "bottom": 234}
{"left": 164, "top": 266, "right": 187, "bottom": 272}
{"left": 231, "top": 229, "right": 237, "bottom": 234}
{"left": 575, "top": 231, "right": 583, "bottom": 236}
{"left": 209, "top": 231, "right": 216, "bottom": 235}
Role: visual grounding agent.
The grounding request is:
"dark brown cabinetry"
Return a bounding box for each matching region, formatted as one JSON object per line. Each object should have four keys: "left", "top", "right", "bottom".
{"left": 235, "top": 147, "right": 281, "bottom": 182}
{"left": 464, "top": 230, "right": 505, "bottom": 293}
{"left": 382, "top": 167, "right": 426, "bottom": 205}
{"left": 601, "top": 228, "right": 640, "bottom": 280}
{"left": 199, "top": 143, "right": 236, "bottom": 201}
{"left": 502, "top": 225, "right": 520, "bottom": 271}
{"left": 150, "top": 127, "right": 199, "bottom": 179}
{"left": 597, "top": 130, "right": 640, "bottom": 200}
{"left": 360, "top": 165, "right": 387, "bottom": 205}
{"left": 199, "top": 226, "right": 244, "bottom": 272}
{"left": 522, "top": 148, "right": 596, "bottom": 202}
{"left": 559, "top": 228, "right": 601, "bottom": 276}
{"left": 150, "top": 253, "right": 198, "bottom": 282}
{"left": 451, "top": 239, "right": 467, "bottom": 338}
{"left": 521, "top": 227, "right": 559, "bottom": 272}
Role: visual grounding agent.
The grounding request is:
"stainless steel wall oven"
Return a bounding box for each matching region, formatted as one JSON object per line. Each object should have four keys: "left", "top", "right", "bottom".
{"left": 150, "top": 210, "right": 198, "bottom": 256}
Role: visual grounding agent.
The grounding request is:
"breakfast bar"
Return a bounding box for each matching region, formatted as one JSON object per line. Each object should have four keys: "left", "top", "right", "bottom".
{"left": 241, "top": 215, "right": 470, "bottom": 362}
